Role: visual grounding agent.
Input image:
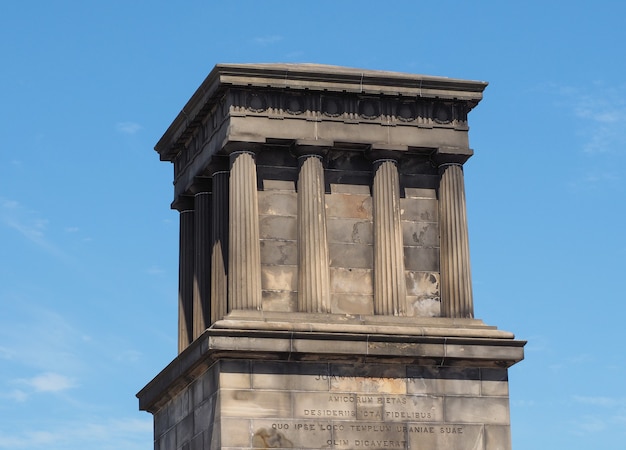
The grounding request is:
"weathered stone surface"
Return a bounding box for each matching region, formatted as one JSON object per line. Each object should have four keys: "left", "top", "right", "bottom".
{"left": 330, "top": 267, "right": 373, "bottom": 295}
{"left": 445, "top": 397, "right": 510, "bottom": 424}
{"left": 259, "top": 215, "right": 297, "bottom": 240}
{"left": 484, "top": 425, "right": 512, "bottom": 450}
{"left": 325, "top": 193, "right": 373, "bottom": 219}
{"left": 406, "top": 271, "right": 440, "bottom": 317}
{"left": 221, "top": 389, "right": 292, "bottom": 417}
{"left": 261, "top": 265, "right": 297, "bottom": 292}
{"left": 261, "top": 178, "right": 297, "bottom": 191}
{"left": 257, "top": 191, "right": 297, "bottom": 216}
{"left": 331, "top": 293, "right": 374, "bottom": 315}
{"left": 400, "top": 197, "right": 438, "bottom": 221}
{"left": 259, "top": 239, "right": 297, "bottom": 265}
{"left": 402, "top": 221, "right": 439, "bottom": 247}
{"left": 329, "top": 183, "right": 371, "bottom": 195}
{"left": 403, "top": 187, "right": 437, "bottom": 199}
{"left": 261, "top": 290, "right": 297, "bottom": 312}
{"left": 326, "top": 218, "right": 373, "bottom": 244}
{"left": 329, "top": 242, "right": 373, "bottom": 268}
{"left": 404, "top": 246, "right": 440, "bottom": 272}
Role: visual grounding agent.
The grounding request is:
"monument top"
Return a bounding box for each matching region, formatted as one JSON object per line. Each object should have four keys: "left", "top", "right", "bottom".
{"left": 155, "top": 63, "right": 487, "bottom": 162}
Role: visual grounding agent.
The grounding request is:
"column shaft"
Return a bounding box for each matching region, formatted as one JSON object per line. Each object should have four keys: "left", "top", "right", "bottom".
{"left": 193, "top": 191, "right": 211, "bottom": 338}
{"left": 228, "top": 151, "right": 262, "bottom": 310}
{"left": 297, "top": 155, "right": 331, "bottom": 313}
{"left": 373, "top": 160, "right": 406, "bottom": 315}
{"left": 211, "top": 171, "right": 229, "bottom": 321}
{"left": 178, "top": 208, "right": 194, "bottom": 353}
{"left": 439, "top": 164, "right": 474, "bottom": 318}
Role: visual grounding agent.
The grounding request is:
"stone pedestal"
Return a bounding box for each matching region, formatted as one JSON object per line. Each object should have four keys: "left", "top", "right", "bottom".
{"left": 138, "top": 318, "right": 523, "bottom": 450}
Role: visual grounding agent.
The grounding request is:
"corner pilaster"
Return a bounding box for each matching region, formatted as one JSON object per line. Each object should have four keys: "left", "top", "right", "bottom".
{"left": 434, "top": 147, "right": 474, "bottom": 318}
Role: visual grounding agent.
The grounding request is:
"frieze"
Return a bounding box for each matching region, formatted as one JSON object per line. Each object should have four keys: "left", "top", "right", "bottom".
{"left": 170, "top": 86, "right": 472, "bottom": 185}
{"left": 229, "top": 88, "right": 470, "bottom": 126}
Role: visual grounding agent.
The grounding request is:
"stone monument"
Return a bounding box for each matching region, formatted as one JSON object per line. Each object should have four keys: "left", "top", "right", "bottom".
{"left": 137, "top": 63, "right": 524, "bottom": 450}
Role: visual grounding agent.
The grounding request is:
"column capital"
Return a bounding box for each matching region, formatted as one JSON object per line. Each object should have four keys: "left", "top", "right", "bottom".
{"left": 222, "top": 140, "right": 263, "bottom": 156}
{"left": 171, "top": 195, "right": 194, "bottom": 212}
{"left": 366, "top": 144, "right": 408, "bottom": 164}
{"left": 205, "top": 156, "right": 230, "bottom": 176}
{"left": 189, "top": 176, "right": 212, "bottom": 195}
{"left": 432, "top": 146, "right": 473, "bottom": 167}
{"left": 292, "top": 139, "right": 333, "bottom": 159}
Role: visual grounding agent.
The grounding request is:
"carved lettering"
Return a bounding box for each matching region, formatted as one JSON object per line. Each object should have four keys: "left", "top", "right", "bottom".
{"left": 385, "top": 411, "right": 432, "bottom": 420}
{"left": 354, "top": 440, "right": 407, "bottom": 448}
{"left": 440, "top": 426, "right": 463, "bottom": 434}
{"left": 304, "top": 409, "right": 356, "bottom": 417}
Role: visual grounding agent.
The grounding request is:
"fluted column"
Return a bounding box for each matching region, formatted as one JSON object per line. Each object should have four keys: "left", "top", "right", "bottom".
{"left": 175, "top": 198, "right": 194, "bottom": 353}
{"left": 438, "top": 163, "right": 474, "bottom": 318}
{"left": 210, "top": 169, "right": 229, "bottom": 320}
{"left": 192, "top": 184, "right": 211, "bottom": 339}
{"left": 373, "top": 158, "right": 406, "bottom": 315}
{"left": 228, "top": 150, "right": 262, "bottom": 311}
{"left": 296, "top": 151, "right": 331, "bottom": 313}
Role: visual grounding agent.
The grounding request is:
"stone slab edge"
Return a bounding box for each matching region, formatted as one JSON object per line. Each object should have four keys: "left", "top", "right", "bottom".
{"left": 137, "top": 328, "right": 525, "bottom": 414}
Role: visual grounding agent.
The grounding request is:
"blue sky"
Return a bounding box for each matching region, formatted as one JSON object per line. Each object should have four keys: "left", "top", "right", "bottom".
{"left": 1, "top": 1, "right": 625, "bottom": 449}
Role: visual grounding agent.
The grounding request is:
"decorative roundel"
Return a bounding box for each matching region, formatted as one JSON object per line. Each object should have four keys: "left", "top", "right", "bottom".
{"left": 322, "top": 96, "right": 344, "bottom": 117}
{"left": 433, "top": 102, "right": 452, "bottom": 124}
{"left": 359, "top": 99, "right": 379, "bottom": 119}
{"left": 246, "top": 93, "right": 267, "bottom": 112}
{"left": 285, "top": 95, "right": 304, "bottom": 115}
{"left": 396, "top": 102, "right": 416, "bottom": 122}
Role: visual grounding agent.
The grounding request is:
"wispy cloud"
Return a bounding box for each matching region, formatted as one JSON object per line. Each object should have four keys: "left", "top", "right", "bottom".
{"left": 115, "top": 121, "right": 142, "bottom": 135}
{"left": 0, "top": 305, "right": 84, "bottom": 375}
{"left": 0, "top": 417, "right": 151, "bottom": 449}
{"left": 252, "top": 35, "right": 283, "bottom": 46}
{"left": 569, "top": 395, "right": 626, "bottom": 435}
{"left": 573, "top": 395, "right": 626, "bottom": 408}
{"left": 144, "top": 265, "right": 165, "bottom": 275}
{"left": 0, "top": 198, "right": 67, "bottom": 259}
{"left": 561, "top": 83, "right": 626, "bottom": 155}
{"left": 17, "top": 372, "right": 77, "bottom": 393}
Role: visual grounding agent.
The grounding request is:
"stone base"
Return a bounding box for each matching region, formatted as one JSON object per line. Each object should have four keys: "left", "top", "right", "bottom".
{"left": 138, "top": 323, "right": 524, "bottom": 450}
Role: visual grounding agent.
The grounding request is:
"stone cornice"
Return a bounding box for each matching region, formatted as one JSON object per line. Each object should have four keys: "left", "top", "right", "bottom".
{"left": 137, "top": 324, "right": 525, "bottom": 413}
{"left": 155, "top": 64, "right": 487, "bottom": 162}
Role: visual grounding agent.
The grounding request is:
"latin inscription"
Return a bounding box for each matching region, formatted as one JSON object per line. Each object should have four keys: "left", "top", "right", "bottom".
{"left": 271, "top": 422, "right": 464, "bottom": 448}
{"left": 222, "top": 369, "right": 493, "bottom": 449}
{"left": 272, "top": 423, "right": 463, "bottom": 434}
{"left": 315, "top": 374, "right": 424, "bottom": 383}
{"left": 280, "top": 383, "right": 469, "bottom": 449}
